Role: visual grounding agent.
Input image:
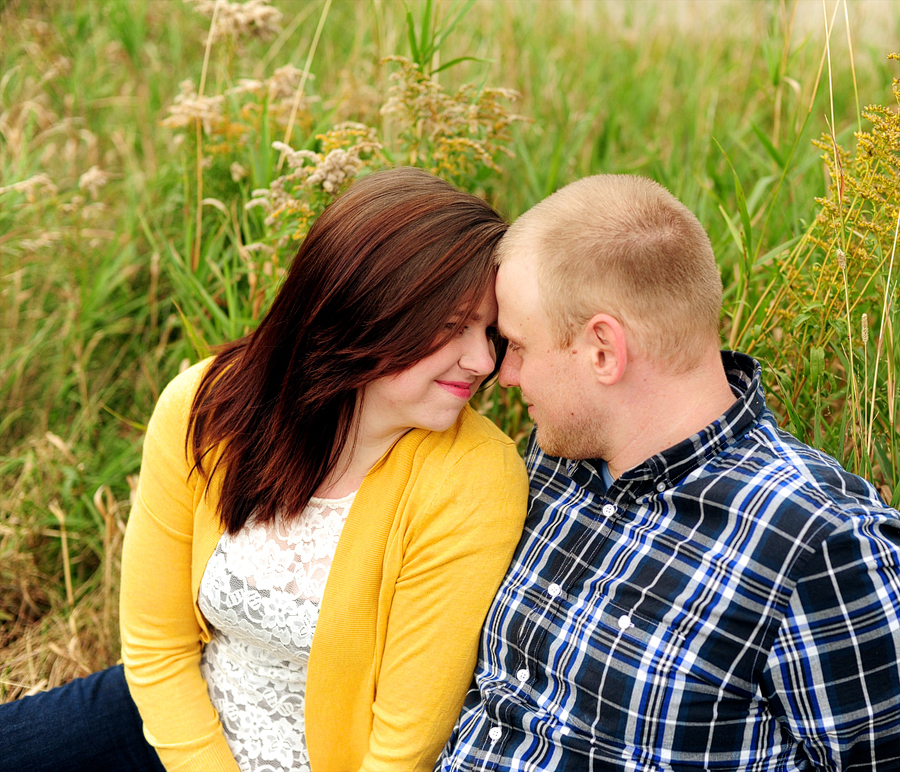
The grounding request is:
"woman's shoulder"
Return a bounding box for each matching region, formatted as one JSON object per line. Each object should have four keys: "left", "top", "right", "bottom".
{"left": 148, "top": 357, "right": 215, "bottom": 431}
{"left": 406, "top": 406, "right": 524, "bottom": 481}
{"left": 442, "top": 405, "right": 519, "bottom": 452}
{"left": 396, "top": 407, "right": 527, "bottom": 531}
{"left": 161, "top": 357, "right": 215, "bottom": 398}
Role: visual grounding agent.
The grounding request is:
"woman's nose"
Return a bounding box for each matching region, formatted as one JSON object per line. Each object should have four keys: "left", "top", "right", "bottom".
{"left": 459, "top": 330, "right": 496, "bottom": 376}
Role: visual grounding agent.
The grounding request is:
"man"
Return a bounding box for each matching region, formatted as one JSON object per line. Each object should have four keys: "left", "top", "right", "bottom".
{"left": 437, "top": 175, "right": 900, "bottom": 770}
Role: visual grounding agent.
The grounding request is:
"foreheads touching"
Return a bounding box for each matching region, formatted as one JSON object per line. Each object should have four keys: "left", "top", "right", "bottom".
{"left": 496, "top": 175, "right": 723, "bottom": 372}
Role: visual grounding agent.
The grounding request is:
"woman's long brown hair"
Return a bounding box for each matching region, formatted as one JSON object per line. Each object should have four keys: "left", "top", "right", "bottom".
{"left": 188, "top": 167, "right": 507, "bottom": 533}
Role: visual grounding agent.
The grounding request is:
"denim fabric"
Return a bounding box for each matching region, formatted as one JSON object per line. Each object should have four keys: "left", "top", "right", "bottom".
{"left": 0, "top": 664, "right": 166, "bottom": 772}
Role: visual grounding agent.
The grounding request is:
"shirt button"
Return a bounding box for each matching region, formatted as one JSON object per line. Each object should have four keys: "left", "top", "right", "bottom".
{"left": 547, "top": 582, "right": 562, "bottom": 598}
{"left": 618, "top": 614, "right": 633, "bottom": 630}
{"left": 488, "top": 726, "right": 502, "bottom": 741}
{"left": 516, "top": 668, "right": 529, "bottom": 682}
{"left": 656, "top": 482, "right": 667, "bottom": 492}
{"left": 602, "top": 504, "right": 616, "bottom": 517}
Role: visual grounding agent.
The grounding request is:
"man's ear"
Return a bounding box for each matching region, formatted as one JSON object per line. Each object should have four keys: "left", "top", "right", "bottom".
{"left": 584, "top": 313, "right": 627, "bottom": 385}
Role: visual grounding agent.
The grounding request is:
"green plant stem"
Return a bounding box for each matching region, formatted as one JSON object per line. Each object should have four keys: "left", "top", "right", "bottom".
{"left": 193, "top": 0, "right": 222, "bottom": 271}
{"left": 868, "top": 207, "right": 900, "bottom": 458}
{"left": 281, "top": 0, "right": 332, "bottom": 162}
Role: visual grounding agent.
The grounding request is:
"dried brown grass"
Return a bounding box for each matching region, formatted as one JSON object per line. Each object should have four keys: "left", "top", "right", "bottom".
{"left": 0, "top": 475, "right": 130, "bottom": 702}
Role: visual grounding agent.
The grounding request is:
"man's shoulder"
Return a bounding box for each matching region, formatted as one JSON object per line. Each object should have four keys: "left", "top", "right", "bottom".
{"left": 722, "top": 351, "right": 888, "bottom": 514}
{"left": 701, "top": 410, "right": 895, "bottom": 548}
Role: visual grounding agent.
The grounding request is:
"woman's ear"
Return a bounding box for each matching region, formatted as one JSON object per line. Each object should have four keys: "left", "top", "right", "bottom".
{"left": 584, "top": 313, "right": 627, "bottom": 385}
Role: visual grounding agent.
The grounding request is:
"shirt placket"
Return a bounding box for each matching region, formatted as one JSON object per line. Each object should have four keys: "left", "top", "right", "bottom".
{"left": 512, "top": 495, "right": 620, "bottom": 694}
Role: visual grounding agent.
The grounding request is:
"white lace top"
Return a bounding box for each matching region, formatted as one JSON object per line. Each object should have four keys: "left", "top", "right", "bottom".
{"left": 198, "top": 491, "right": 356, "bottom": 772}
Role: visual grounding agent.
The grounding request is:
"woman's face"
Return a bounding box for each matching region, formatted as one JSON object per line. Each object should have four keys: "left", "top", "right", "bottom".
{"left": 361, "top": 289, "right": 500, "bottom": 441}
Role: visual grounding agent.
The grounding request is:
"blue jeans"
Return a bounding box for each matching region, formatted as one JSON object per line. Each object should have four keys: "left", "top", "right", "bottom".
{"left": 0, "top": 664, "right": 166, "bottom": 772}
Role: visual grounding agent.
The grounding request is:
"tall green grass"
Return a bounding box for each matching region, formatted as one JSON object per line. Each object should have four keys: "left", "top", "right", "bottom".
{"left": 1, "top": 0, "right": 897, "bottom": 696}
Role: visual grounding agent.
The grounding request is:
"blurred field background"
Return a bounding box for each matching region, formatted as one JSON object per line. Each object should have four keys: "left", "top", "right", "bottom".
{"left": 1, "top": 0, "right": 898, "bottom": 698}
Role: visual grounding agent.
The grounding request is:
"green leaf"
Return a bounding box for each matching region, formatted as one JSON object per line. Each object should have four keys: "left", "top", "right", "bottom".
{"left": 770, "top": 366, "right": 806, "bottom": 436}
{"left": 713, "top": 138, "right": 753, "bottom": 262}
{"left": 753, "top": 233, "right": 802, "bottom": 267}
{"left": 419, "top": 0, "right": 434, "bottom": 63}
{"left": 404, "top": 7, "right": 420, "bottom": 65}
{"left": 751, "top": 122, "right": 785, "bottom": 169}
{"left": 101, "top": 404, "right": 147, "bottom": 432}
{"left": 809, "top": 346, "right": 825, "bottom": 383}
{"left": 431, "top": 55, "right": 489, "bottom": 75}
{"left": 432, "top": 0, "right": 477, "bottom": 53}
{"left": 792, "top": 312, "right": 812, "bottom": 330}
{"left": 717, "top": 203, "right": 745, "bottom": 256}
{"left": 732, "top": 168, "right": 753, "bottom": 260}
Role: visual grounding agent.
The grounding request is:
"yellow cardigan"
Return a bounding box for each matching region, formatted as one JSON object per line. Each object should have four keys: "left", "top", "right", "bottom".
{"left": 119, "top": 361, "right": 528, "bottom": 772}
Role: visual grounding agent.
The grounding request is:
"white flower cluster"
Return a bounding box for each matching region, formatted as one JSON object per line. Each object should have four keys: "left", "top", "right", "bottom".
{"left": 246, "top": 125, "right": 383, "bottom": 225}
{"left": 184, "top": 0, "right": 282, "bottom": 43}
{"left": 269, "top": 140, "right": 320, "bottom": 171}
{"left": 262, "top": 64, "right": 306, "bottom": 102}
{"left": 245, "top": 165, "right": 304, "bottom": 227}
{"left": 161, "top": 79, "right": 225, "bottom": 134}
{"left": 305, "top": 148, "right": 362, "bottom": 194}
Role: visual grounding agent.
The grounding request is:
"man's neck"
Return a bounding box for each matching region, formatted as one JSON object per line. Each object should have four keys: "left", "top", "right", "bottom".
{"left": 605, "top": 350, "right": 736, "bottom": 480}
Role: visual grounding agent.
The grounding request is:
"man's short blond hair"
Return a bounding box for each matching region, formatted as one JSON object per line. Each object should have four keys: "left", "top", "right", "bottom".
{"left": 497, "top": 175, "right": 723, "bottom": 372}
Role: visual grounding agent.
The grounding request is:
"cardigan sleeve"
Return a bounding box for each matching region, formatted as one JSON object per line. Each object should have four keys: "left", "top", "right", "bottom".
{"left": 360, "top": 429, "right": 528, "bottom": 771}
{"left": 119, "top": 366, "right": 240, "bottom": 772}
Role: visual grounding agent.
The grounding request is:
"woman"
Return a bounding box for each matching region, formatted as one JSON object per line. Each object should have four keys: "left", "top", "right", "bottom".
{"left": 0, "top": 167, "right": 527, "bottom": 772}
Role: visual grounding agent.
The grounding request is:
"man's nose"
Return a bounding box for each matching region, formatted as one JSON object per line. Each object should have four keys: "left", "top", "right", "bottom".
{"left": 498, "top": 350, "right": 520, "bottom": 388}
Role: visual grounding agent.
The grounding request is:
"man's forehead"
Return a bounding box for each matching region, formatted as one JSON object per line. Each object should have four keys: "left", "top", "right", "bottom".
{"left": 497, "top": 250, "right": 538, "bottom": 292}
{"left": 496, "top": 255, "right": 542, "bottom": 340}
{"left": 496, "top": 305, "right": 517, "bottom": 341}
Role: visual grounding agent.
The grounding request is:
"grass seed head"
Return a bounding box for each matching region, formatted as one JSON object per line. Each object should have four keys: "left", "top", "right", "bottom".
{"left": 183, "top": 0, "right": 282, "bottom": 43}
{"left": 77, "top": 166, "right": 111, "bottom": 199}
{"left": 836, "top": 248, "right": 847, "bottom": 269}
{"left": 0, "top": 173, "right": 58, "bottom": 203}
{"left": 161, "top": 79, "right": 225, "bottom": 134}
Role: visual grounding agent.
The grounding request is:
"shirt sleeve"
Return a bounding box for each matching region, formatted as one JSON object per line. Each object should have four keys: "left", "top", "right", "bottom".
{"left": 119, "top": 367, "right": 240, "bottom": 772}
{"left": 761, "top": 512, "right": 900, "bottom": 769}
{"left": 359, "top": 435, "right": 529, "bottom": 772}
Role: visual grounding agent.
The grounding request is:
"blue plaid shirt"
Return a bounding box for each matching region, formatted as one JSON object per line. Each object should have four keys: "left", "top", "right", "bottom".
{"left": 438, "top": 352, "right": 900, "bottom": 771}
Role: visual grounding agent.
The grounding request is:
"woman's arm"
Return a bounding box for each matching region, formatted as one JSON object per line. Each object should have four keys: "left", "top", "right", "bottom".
{"left": 361, "top": 429, "right": 528, "bottom": 771}
{"left": 119, "top": 366, "right": 239, "bottom": 772}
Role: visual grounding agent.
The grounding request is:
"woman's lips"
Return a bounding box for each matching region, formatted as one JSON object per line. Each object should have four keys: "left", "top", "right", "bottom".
{"left": 436, "top": 380, "right": 474, "bottom": 399}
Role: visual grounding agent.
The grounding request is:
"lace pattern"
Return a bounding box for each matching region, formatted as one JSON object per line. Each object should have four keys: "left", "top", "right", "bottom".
{"left": 198, "top": 492, "right": 355, "bottom": 772}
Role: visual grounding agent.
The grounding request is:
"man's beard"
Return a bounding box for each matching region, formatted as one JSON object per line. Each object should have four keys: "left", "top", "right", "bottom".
{"left": 533, "top": 410, "right": 607, "bottom": 461}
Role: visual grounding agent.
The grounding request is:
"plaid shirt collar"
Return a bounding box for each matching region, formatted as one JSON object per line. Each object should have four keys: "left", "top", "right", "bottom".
{"left": 562, "top": 350, "right": 764, "bottom": 502}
